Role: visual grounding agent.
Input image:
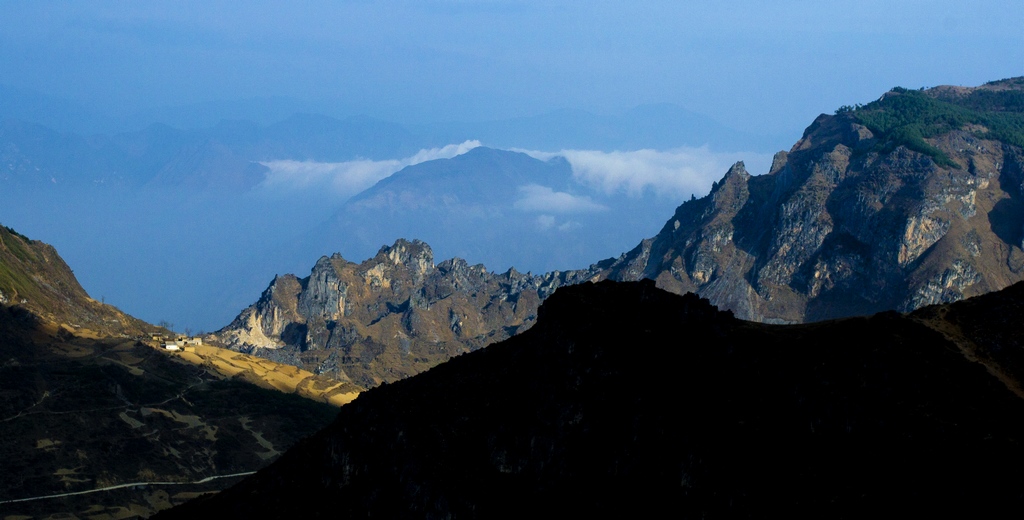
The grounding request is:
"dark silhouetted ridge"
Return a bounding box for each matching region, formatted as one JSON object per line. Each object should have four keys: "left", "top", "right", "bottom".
{"left": 161, "top": 279, "right": 1024, "bottom": 518}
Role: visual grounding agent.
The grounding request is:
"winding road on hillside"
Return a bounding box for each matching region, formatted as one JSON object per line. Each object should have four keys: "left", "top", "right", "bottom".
{"left": 0, "top": 471, "right": 256, "bottom": 505}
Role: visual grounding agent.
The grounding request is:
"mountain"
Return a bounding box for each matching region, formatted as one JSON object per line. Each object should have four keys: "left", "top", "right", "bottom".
{"left": 214, "top": 239, "right": 597, "bottom": 388}
{"left": 0, "top": 224, "right": 151, "bottom": 336}
{"left": 314, "top": 146, "right": 678, "bottom": 275}
{"left": 0, "top": 225, "right": 354, "bottom": 518}
{"left": 218, "top": 78, "right": 1024, "bottom": 385}
{"left": 0, "top": 113, "right": 428, "bottom": 190}
{"left": 593, "top": 77, "right": 1024, "bottom": 322}
{"left": 158, "top": 279, "right": 1024, "bottom": 518}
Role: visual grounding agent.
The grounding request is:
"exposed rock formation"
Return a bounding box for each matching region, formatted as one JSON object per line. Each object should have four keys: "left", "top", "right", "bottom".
{"left": 597, "top": 78, "right": 1024, "bottom": 322}
{"left": 215, "top": 240, "right": 599, "bottom": 388}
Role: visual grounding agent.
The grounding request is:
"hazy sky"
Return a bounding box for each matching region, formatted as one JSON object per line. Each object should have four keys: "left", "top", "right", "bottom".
{"left": 2, "top": 1, "right": 1021, "bottom": 135}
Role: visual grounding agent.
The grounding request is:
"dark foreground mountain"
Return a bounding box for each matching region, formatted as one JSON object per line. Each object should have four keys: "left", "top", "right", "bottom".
{"left": 218, "top": 78, "right": 1024, "bottom": 386}
{"left": 161, "top": 279, "right": 1024, "bottom": 518}
{"left": 0, "top": 226, "right": 349, "bottom": 518}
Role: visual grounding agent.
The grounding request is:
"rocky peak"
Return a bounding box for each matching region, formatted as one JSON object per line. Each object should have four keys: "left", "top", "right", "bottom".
{"left": 215, "top": 240, "right": 579, "bottom": 387}
{"left": 378, "top": 239, "right": 434, "bottom": 269}
{"left": 591, "top": 78, "right": 1024, "bottom": 323}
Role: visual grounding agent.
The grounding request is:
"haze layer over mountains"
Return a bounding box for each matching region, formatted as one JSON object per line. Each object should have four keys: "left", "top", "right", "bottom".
{"left": 0, "top": 104, "right": 773, "bottom": 331}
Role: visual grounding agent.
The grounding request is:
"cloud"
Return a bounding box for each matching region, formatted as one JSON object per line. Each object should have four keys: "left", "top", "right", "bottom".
{"left": 534, "top": 214, "right": 582, "bottom": 233}
{"left": 536, "top": 214, "right": 556, "bottom": 230}
{"left": 257, "top": 140, "right": 481, "bottom": 199}
{"left": 519, "top": 146, "right": 773, "bottom": 200}
{"left": 514, "top": 184, "right": 607, "bottom": 213}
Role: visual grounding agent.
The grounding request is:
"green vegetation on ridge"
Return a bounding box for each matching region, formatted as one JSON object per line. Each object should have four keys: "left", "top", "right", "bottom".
{"left": 837, "top": 82, "right": 1024, "bottom": 168}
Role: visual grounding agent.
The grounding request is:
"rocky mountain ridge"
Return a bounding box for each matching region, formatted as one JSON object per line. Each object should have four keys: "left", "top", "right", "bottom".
{"left": 218, "top": 77, "right": 1024, "bottom": 383}
{"left": 594, "top": 77, "right": 1024, "bottom": 322}
{"left": 216, "top": 239, "right": 599, "bottom": 388}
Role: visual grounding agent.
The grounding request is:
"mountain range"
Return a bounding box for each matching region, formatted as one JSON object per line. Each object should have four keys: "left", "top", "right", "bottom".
{"left": 4, "top": 77, "right": 1024, "bottom": 517}
{"left": 1, "top": 106, "right": 747, "bottom": 331}
{"left": 217, "top": 77, "right": 1024, "bottom": 386}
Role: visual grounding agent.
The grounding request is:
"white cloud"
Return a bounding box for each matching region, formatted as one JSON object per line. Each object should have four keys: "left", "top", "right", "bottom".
{"left": 519, "top": 146, "right": 773, "bottom": 200}
{"left": 536, "top": 214, "right": 556, "bottom": 230}
{"left": 257, "top": 140, "right": 481, "bottom": 199}
{"left": 534, "top": 214, "right": 582, "bottom": 233}
{"left": 514, "top": 184, "right": 607, "bottom": 214}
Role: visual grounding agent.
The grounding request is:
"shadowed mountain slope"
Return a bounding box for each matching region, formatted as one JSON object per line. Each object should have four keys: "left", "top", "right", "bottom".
{"left": 0, "top": 225, "right": 352, "bottom": 518}
{"left": 161, "top": 279, "right": 1024, "bottom": 518}
{"left": 0, "top": 224, "right": 152, "bottom": 337}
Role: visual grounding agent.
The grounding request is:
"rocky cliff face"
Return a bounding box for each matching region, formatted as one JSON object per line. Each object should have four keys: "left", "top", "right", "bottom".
{"left": 596, "top": 78, "right": 1024, "bottom": 322}
{"left": 215, "top": 239, "right": 599, "bottom": 387}
{"left": 218, "top": 78, "right": 1024, "bottom": 382}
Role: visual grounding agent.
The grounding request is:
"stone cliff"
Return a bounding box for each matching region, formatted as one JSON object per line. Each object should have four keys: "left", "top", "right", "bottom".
{"left": 216, "top": 239, "right": 599, "bottom": 387}
{"left": 597, "top": 77, "right": 1024, "bottom": 322}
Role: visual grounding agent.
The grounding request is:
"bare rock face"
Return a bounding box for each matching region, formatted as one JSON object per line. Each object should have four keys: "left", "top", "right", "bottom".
{"left": 215, "top": 239, "right": 601, "bottom": 387}
{"left": 593, "top": 79, "right": 1024, "bottom": 322}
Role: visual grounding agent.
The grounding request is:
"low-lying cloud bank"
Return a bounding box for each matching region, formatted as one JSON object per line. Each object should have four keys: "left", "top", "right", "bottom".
{"left": 514, "top": 184, "right": 607, "bottom": 214}
{"left": 523, "top": 146, "right": 773, "bottom": 201}
{"left": 257, "top": 141, "right": 772, "bottom": 207}
{"left": 257, "top": 140, "right": 481, "bottom": 199}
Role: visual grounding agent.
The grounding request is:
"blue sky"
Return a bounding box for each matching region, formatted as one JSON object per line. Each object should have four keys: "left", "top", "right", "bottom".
{"left": 3, "top": 1, "right": 1021, "bottom": 135}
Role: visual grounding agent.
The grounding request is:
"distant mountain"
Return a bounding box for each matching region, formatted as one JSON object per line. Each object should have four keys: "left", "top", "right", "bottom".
{"left": 315, "top": 146, "right": 675, "bottom": 273}
{"left": 0, "top": 113, "right": 430, "bottom": 190}
{"left": 160, "top": 279, "right": 1024, "bottom": 517}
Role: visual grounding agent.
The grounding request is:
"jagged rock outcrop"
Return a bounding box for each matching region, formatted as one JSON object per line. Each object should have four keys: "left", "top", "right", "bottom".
{"left": 595, "top": 78, "right": 1024, "bottom": 322}
{"left": 216, "top": 239, "right": 600, "bottom": 387}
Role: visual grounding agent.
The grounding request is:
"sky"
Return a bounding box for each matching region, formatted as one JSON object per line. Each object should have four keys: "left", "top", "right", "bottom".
{"left": 2, "top": 1, "right": 1021, "bottom": 136}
